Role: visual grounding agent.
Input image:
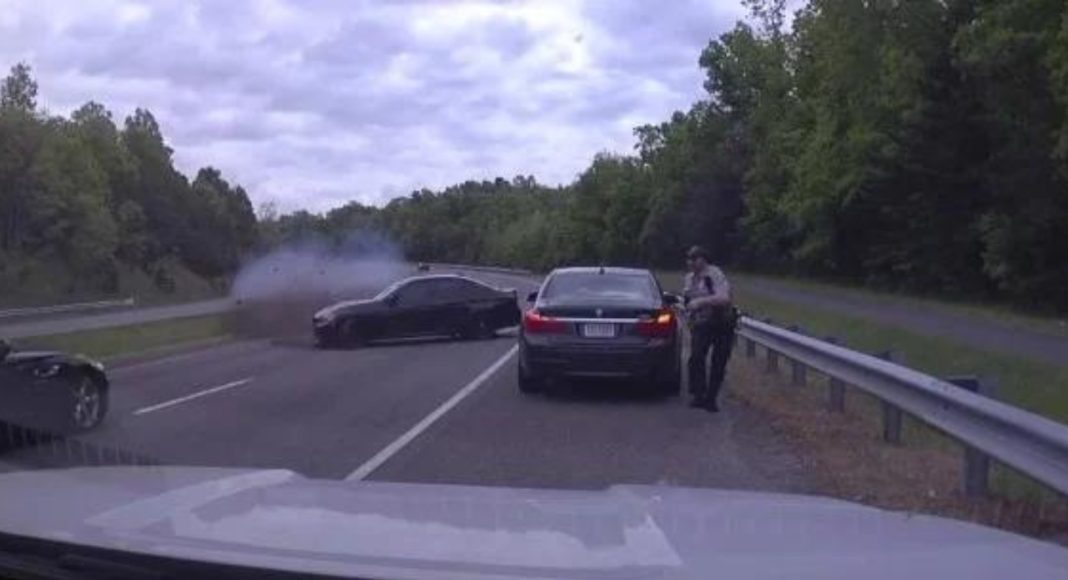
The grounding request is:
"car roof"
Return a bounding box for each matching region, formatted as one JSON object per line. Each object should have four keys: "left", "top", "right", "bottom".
{"left": 410, "top": 273, "right": 475, "bottom": 282}
{"left": 549, "top": 267, "right": 652, "bottom": 276}
{"left": 405, "top": 273, "right": 498, "bottom": 288}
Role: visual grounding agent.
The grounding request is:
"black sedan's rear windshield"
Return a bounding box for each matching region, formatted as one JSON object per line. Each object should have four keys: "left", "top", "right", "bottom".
{"left": 541, "top": 272, "right": 658, "bottom": 303}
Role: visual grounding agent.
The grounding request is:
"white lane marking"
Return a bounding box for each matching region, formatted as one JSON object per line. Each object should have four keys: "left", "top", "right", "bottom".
{"left": 109, "top": 340, "right": 267, "bottom": 376}
{"left": 133, "top": 378, "right": 254, "bottom": 415}
{"left": 345, "top": 344, "right": 519, "bottom": 481}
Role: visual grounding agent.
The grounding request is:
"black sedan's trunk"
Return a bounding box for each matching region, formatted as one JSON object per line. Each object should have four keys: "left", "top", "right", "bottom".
{"left": 536, "top": 303, "right": 660, "bottom": 319}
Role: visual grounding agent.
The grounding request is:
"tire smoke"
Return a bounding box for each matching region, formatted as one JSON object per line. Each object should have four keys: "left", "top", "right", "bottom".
{"left": 230, "top": 231, "right": 412, "bottom": 341}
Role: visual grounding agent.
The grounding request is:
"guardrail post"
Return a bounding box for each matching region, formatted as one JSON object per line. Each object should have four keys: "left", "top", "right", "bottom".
{"left": 876, "top": 350, "right": 903, "bottom": 445}
{"left": 787, "top": 325, "right": 807, "bottom": 387}
{"left": 765, "top": 347, "right": 779, "bottom": 374}
{"left": 745, "top": 336, "right": 756, "bottom": 358}
{"left": 947, "top": 376, "right": 991, "bottom": 498}
{"left": 824, "top": 336, "right": 846, "bottom": 412}
{"left": 760, "top": 318, "right": 780, "bottom": 373}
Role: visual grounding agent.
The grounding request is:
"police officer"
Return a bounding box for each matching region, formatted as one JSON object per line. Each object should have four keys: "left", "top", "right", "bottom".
{"left": 681, "top": 245, "right": 735, "bottom": 412}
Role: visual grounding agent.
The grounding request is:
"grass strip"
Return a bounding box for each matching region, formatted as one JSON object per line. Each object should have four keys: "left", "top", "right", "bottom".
{"left": 731, "top": 271, "right": 1068, "bottom": 338}
{"left": 15, "top": 314, "right": 233, "bottom": 362}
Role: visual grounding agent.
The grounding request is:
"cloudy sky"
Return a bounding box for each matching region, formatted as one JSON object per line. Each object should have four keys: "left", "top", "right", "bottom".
{"left": 1, "top": 0, "right": 746, "bottom": 212}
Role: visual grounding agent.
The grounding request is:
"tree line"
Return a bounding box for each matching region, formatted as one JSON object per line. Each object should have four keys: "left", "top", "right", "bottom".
{"left": 4, "top": 0, "right": 1067, "bottom": 311}
{"left": 0, "top": 63, "right": 256, "bottom": 299}
{"left": 267, "top": 0, "right": 1068, "bottom": 310}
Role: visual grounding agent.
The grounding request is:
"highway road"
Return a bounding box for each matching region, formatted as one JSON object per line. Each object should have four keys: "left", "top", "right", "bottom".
{"left": 1, "top": 270, "right": 811, "bottom": 494}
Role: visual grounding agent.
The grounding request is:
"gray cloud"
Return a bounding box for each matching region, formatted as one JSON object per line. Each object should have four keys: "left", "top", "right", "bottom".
{"left": 1, "top": 0, "right": 743, "bottom": 211}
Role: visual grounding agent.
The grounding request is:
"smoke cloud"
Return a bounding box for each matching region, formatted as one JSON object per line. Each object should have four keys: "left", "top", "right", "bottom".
{"left": 230, "top": 231, "right": 412, "bottom": 341}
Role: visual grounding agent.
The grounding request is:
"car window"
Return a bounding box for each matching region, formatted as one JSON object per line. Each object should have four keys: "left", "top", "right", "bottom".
{"left": 541, "top": 272, "right": 658, "bottom": 304}
{"left": 374, "top": 280, "right": 406, "bottom": 301}
{"left": 424, "top": 280, "right": 457, "bottom": 304}
{"left": 446, "top": 278, "right": 495, "bottom": 301}
{"left": 395, "top": 280, "right": 434, "bottom": 306}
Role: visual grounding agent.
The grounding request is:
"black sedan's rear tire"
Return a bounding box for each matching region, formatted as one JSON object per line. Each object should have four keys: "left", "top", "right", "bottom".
{"left": 658, "top": 370, "right": 682, "bottom": 397}
{"left": 518, "top": 363, "right": 543, "bottom": 394}
{"left": 461, "top": 316, "right": 495, "bottom": 340}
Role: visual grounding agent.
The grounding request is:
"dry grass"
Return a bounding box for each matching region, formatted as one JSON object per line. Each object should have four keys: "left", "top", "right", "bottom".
{"left": 727, "top": 351, "right": 1068, "bottom": 544}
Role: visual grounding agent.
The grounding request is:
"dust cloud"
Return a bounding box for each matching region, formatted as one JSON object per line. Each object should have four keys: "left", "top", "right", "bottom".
{"left": 230, "top": 232, "right": 412, "bottom": 341}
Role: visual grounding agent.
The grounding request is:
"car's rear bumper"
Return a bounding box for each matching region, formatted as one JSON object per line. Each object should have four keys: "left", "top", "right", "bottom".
{"left": 520, "top": 340, "right": 677, "bottom": 380}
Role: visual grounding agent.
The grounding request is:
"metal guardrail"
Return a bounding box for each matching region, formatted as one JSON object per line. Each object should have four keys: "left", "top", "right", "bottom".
{"left": 738, "top": 317, "right": 1068, "bottom": 497}
{"left": 0, "top": 297, "right": 136, "bottom": 320}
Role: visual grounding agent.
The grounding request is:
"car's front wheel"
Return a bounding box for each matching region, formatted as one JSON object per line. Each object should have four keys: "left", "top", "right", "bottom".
{"left": 340, "top": 319, "right": 368, "bottom": 348}
{"left": 67, "top": 373, "right": 107, "bottom": 432}
{"left": 314, "top": 327, "right": 339, "bottom": 349}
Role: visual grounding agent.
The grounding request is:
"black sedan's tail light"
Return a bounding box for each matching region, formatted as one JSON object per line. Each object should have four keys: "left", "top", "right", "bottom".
{"left": 522, "top": 310, "right": 567, "bottom": 334}
{"left": 636, "top": 309, "right": 675, "bottom": 338}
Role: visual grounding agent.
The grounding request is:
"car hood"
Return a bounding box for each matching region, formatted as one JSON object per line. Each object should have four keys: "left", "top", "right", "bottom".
{"left": 3, "top": 350, "right": 64, "bottom": 363}
{"left": 1, "top": 350, "right": 99, "bottom": 367}
{"left": 0, "top": 467, "right": 1065, "bottom": 580}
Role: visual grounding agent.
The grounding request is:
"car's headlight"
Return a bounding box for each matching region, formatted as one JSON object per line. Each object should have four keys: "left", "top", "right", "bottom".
{"left": 32, "top": 364, "right": 62, "bottom": 379}
{"left": 74, "top": 355, "right": 105, "bottom": 372}
{"left": 313, "top": 311, "right": 335, "bottom": 325}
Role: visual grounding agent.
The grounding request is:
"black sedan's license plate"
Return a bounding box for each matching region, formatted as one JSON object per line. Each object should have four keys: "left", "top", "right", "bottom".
{"left": 582, "top": 323, "right": 617, "bottom": 338}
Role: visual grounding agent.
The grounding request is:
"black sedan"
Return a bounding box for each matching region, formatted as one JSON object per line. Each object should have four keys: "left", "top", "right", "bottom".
{"left": 0, "top": 339, "right": 109, "bottom": 434}
{"left": 518, "top": 267, "right": 681, "bottom": 395}
{"left": 313, "top": 274, "right": 522, "bottom": 347}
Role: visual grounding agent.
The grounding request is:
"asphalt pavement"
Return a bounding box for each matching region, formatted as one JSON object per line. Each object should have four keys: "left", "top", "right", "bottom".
{"left": 2, "top": 270, "right": 811, "bottom": 494}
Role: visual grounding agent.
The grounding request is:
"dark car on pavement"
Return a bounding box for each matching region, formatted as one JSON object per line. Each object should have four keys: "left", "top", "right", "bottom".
{"left": 313, "top": 274, "right": 522, "bottom": 347}
{"left": 518, "top": 267, "right": 681, "bottom": 395}
{"left": 0, "top": 339, "right": 109, "bottom": 434}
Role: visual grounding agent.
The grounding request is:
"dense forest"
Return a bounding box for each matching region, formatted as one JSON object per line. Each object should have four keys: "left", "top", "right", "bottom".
{"left": 267, "top": 0, "right": 1068, "bottom": 309}
{"left": 3, "top": 0, "right": 1067, "bottom": 310}
{"left": 0, "top": 63, "right": 257, "bottom": 303}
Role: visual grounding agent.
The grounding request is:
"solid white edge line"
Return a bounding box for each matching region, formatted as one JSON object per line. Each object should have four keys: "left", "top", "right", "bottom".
{"left": 345, "top": 344, "right": 519, "bottom": 481}
{"left": 133, "top": 378, "right": 254, "bottom": 415}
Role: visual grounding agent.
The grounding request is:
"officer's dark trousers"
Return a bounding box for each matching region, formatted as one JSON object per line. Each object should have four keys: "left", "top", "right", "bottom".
{"left": 688, "top": 322, "right": 734, "bottom": 403}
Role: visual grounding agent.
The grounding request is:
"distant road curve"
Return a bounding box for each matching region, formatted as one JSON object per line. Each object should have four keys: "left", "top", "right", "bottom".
{"left": 0, "top": 297, "right": 136, "bottom": 320}
{"left": 0, "top": 298, "right": 234, "bottom": 340}
{"left": 737, "top": 277, "right": 1068, "bottom": 369}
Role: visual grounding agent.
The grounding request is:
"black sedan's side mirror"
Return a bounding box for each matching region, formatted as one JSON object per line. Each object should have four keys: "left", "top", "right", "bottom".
{"left": 662, "top": 292, "right": 681, "bottom": 305}
{"left": 385, "top": 294, "right": 400, "bottom": 307}
{"left": 526, "top": 291, "right": 538, "bottom": 303}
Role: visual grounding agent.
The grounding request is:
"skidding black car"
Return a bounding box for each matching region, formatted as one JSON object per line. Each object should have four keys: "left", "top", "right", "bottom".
{"left": 0, "top": 339, "right": 109, "bottom": 434}
{"left": 313, "top": 274, "right": 521, "bottom": 347}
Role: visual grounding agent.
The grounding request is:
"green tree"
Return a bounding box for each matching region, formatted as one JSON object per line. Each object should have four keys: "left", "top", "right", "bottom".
{"left": 25, "top": 120, "right": 118, "bottom": 279}
{"left": 0, "top": 63, "right": 36, "bottom": 112}
{"left": 954, "top": 0, "right": 1068, "bottom": 303}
